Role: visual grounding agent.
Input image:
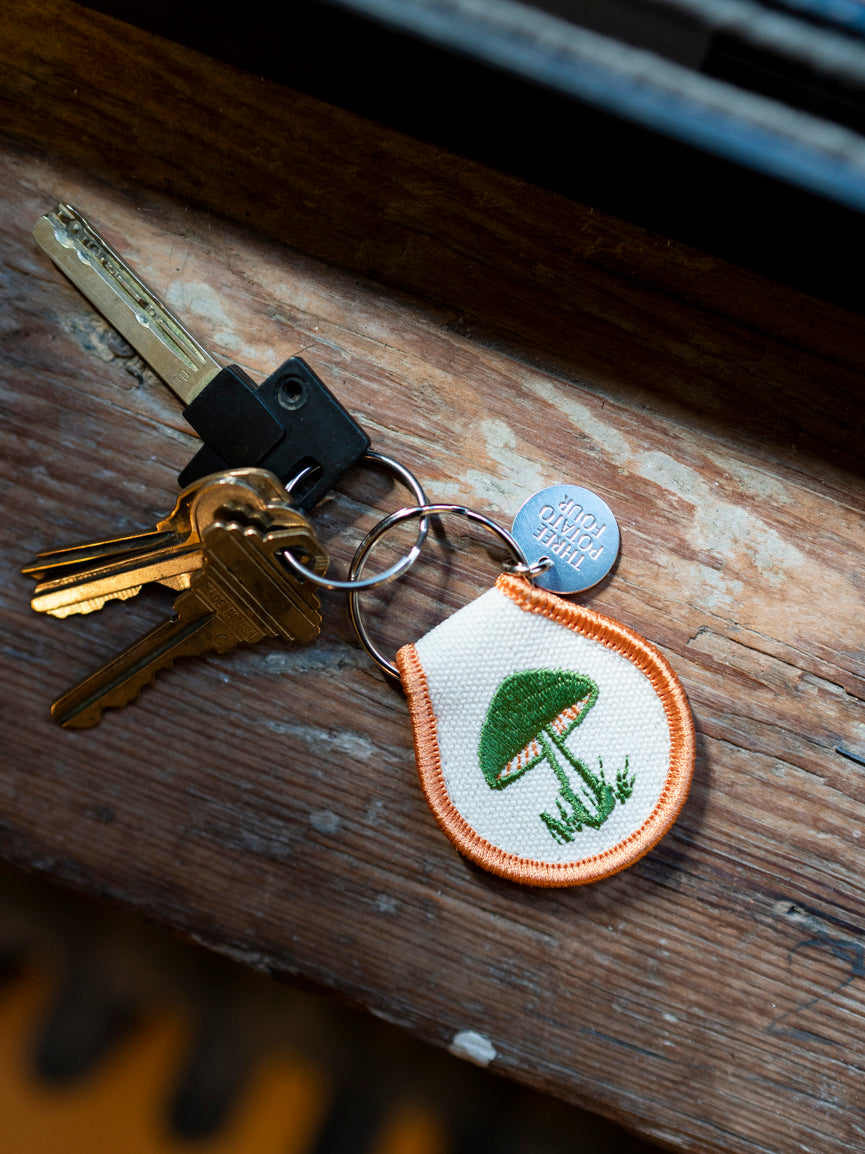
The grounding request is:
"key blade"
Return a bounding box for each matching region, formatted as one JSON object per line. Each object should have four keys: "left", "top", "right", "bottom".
{"left": 30, "top": 545, "right": 203, "bottom": 617}
{"left": 50, "top": 517, "right": 327, "bottom": 727}
{"left": 34, "top": 204, "right": 220, "bottom": 404}
{"left": 52, "top": 610, "right": 221, "bottom": 728}
{"left": 22, "top": 529, "right": 178, "bottom": 581}
{"left": 23, "top": 470, "right": 301, "bottom": 614}
{"left": 24, "top": 469, "right": 291, "bottom": 581}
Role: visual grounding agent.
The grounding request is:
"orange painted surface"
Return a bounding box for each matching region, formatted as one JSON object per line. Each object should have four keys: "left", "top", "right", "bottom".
{"left": 371, "top": 1104, "right": 450, "bottom": 1154}
{"left": 0, "top": 969, "right": 329, "bottom": 1154}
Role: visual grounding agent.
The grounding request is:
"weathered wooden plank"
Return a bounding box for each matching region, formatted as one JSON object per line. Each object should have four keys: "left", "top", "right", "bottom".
{"left": 2, "top": 144, "right": 864, "bottom": 1154}
{"left": 1, "top": 0, "right": 864, "bottom": 480}
{"left": 0, "top": 5, "right": 864, "bottom": 1153}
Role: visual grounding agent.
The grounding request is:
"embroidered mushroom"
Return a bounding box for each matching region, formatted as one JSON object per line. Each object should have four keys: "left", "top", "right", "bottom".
{"left": 478, "top": 669, "right": 635, "bottom": 844}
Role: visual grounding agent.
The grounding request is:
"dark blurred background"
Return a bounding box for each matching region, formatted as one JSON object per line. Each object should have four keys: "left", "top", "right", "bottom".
{"left": 77, "top": 0, "right": 865, "bottom": 312}
{"left": 0, "top": 861, "right": 660, "bottom": 1152}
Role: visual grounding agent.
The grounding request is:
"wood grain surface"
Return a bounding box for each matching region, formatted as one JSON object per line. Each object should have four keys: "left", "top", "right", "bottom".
{"left": 1, "top": 3, "right": 865, "bottom": 1152}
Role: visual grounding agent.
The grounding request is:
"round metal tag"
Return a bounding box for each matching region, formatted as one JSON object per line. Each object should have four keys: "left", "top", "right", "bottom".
{"left": 512, "top": 485, "right": 620, "bottom": 594}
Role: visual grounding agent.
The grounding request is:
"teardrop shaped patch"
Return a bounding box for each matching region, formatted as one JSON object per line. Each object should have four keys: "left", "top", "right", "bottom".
{"left": 396, "top": 574, "right": 695, "bottom": 886}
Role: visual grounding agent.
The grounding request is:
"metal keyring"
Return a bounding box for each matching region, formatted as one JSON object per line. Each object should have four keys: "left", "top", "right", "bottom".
{"left": 279, "top": 450, "right": 429, "bottom": 591}
{"left": 347, "top": 503, "right": 552, "bottom": 679}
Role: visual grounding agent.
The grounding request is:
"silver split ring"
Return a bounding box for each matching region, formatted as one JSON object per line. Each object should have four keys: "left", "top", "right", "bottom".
{"left": 347, "top": 502, "right": 552, "bottom": 678}
{"left": 280, "top": 451, "right": 429, "bottom": 591}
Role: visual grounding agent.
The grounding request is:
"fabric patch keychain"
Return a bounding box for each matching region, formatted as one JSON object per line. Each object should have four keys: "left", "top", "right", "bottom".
{"left": 324, "top": 490, "right": 694, "bottom": 887}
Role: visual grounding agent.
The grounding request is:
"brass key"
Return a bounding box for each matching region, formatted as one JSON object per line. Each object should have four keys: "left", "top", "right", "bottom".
{"left": 23, "top": 467, "right": 290, "bottom": 579}
{"left": 24, "top": 468, "right": 295, "bottom": 617}
{"left": 52, "top": 514, "right": 328, "bottom": 728}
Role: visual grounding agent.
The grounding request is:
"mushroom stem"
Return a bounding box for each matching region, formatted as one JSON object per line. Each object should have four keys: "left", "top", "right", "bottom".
{"left": 537, "top": 727, "right": 615, "bottom": 833}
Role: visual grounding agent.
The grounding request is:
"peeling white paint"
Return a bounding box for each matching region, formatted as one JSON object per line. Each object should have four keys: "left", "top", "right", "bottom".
{"left": 328, "top": 731, "right": 380, "bottom": 759}
{"left": 449, "top": 1030, "right": 497, "bottom": 1066}
{"left": 530, "top": 380, "right": 808, "bottom": 605}
{"left": 637, "top": 451, "right": 804, "bottom": 589}
{"left": 463, "top": 419, "right": 547, "bottom": 512}
{"left": 266, "top": 719, "right": 379, "bottom": 761}
{"left": 722, "top": 459, "right": 793, "bottom": 506}
{"left": 165, "top": 280, "right": 259, "bottom": 361}
{"left": 366, "top": 799, "right": 386, "bottom": 823}
{"left": 532, "top": 380, "right": 632, "bottom": 463}
{"left": 309, "top": 810, "right": 340, "bottom": 834}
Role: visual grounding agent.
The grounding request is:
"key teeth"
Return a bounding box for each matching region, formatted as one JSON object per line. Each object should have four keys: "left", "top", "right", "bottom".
{"left": 51, "top": 608, "right": 221, "bottom": 728}
{"left": 38, "top": 587, "right": 143, "bottom": 619}
{"left": 51, "top": 654, "right": 178, "bottom": 729}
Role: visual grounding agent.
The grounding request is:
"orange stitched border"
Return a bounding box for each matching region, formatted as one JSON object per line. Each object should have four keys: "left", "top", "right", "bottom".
{"left": 396, "top": 573, "right": 695, "bottom": 887}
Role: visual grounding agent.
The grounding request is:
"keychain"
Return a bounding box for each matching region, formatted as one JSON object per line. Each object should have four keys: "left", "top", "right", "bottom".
{"left": 35, "top": 193, "right": 691, "bottom": 867}
{"left": 293, "top": 486, "right": 696, "bottom": 888}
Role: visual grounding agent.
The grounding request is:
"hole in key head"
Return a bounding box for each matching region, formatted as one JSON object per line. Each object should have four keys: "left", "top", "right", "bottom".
{"left": 275, "top": 374, "right": 306, "bottom": 410}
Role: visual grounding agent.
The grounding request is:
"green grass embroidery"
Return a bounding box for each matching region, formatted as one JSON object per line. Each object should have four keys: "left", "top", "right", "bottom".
{"left": 478, "top": 669, "right": 634, "bottom": 846}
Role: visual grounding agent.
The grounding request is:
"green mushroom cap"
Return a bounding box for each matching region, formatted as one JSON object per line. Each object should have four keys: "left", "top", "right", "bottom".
{"left": 478, "top": 668, "right": 598, "bottom": 789}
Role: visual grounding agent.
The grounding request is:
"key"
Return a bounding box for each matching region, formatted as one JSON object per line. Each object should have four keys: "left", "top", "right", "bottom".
{"left": 23, "top": 467, "right": 288, "bottom": 583}
{"left": 34, "top": 204, "right": 370, "bottom": 510}
{"left": 23, "top": 468, "right": 295, "bottom": 617}
{"left": 51, "top": 513, "right": 328, "bottom": 728}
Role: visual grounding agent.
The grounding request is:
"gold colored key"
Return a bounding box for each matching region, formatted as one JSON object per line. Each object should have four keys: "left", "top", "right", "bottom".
{"left": 23, "top": 468, "right": 296, "bottom": 618}
{"left": 52, "top": 513, "right": 328, "bottom": 728}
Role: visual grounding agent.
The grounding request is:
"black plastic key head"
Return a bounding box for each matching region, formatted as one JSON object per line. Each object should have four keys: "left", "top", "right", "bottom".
{"left": 32, "top": 207, "right": 370, "bottom": 510}
{"left": 178, "top": 357, "right": 370, "bottom": 511}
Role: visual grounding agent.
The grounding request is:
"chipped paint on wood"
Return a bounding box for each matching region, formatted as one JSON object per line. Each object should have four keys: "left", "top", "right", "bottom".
{"left": 449, "top": 1031, "right": 497, "bottom": 1066}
